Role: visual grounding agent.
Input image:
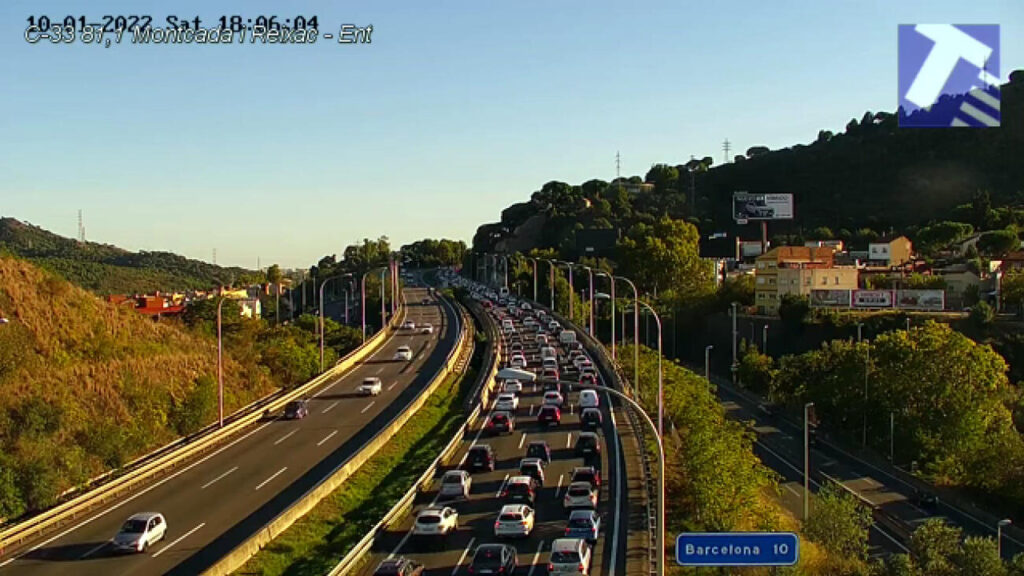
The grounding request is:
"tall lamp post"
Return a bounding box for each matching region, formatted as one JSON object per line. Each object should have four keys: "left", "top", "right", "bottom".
{"left": 595, "top": 271, "right": 616, "bottom": 360}
{"left": 636, "top": 300, "right": 664, "bottom": 438}
{"left": 545, "top": 259, "right": 556, "bottom": 309}
{"left": 705, "top": 345, "right": 714, "bottom": 382}
{"left": 804, "top": 401, "right": 815, "bottom": 520}
{"left": 615, "top": 275, "right": 639, "bottom": 396}
{"left": 555, "top": 261, "right": 574, "bottom": 319}
{"left": 319, "top": 273, "right": 354, "bottom": 372}
{"left": 361, "top": 266, "right": 392, "bottom": 342}
{"left": 216, "top": 297, "right": 228, "bottom": 428}
{"left": 523, "top": 255, "right": 539, "bottom": 303}
{"left": 998, "top": 519, "right": 1012, "bottom": 559}
{"left": 762, "top": 324, "right": 769, "bottom": 354}
{"left": 581, "top": 265, "right": 595, "bottom": 336}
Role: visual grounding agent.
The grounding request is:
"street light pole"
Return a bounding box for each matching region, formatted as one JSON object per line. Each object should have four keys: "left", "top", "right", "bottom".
{"left": 320, "top": 273, "right": 354, "bottom": 372}
{"left": 637, "top": 300, "right": 664, "bottom": 439}
{"left": 547, "top": 260, "right": 556, "bottom": 310}
{"left": 216, "top": 297, "right": 228, "bottom": 428}
{"left": 731, "top": 302, "right": 739, "bottom": 384}
{"left": 361, "top": 267, "right": 386, "bottom": 342}
{"left": 581, "top": 265, "right": 595, "bottom": 336}
{"left": 804, "top": 401, "right": 814, "bottom": 521}
{"left": 762, "top": 324, "right": 769, "bottom": 354}
{"left": 524, "top": 256, "right": 539, "bottom": 303}
{"left": 615, "top": 276, "right": 639, "bottom": 396}
{"left": 998, "top": 519, "right": 1012, "bottom": 559}
{"left": 705, "top": 345, "right": 714, "bottom": 382}
{"left": 863, "top": 343, "right": 870, "bottom": 447}
{"left": 596, "top": 271, "right": 616, "bottom": 361}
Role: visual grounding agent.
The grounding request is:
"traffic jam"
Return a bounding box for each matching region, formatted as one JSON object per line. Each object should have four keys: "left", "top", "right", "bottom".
{"left": 370, "top": 274, "right": 616, "bottom": 576}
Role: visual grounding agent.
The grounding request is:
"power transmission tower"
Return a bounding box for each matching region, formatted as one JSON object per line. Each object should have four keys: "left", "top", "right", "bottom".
{"left": 77, "top": 210, "right": 85, "bottom": 242}
{"left": 615, "top": 151, "right": 621, "bottom": 180}
{"left": 213, "top": 248, "right": 217, "bottom": 265}
{"left": 723, "top": 139, "right": 732, "bottom": 163}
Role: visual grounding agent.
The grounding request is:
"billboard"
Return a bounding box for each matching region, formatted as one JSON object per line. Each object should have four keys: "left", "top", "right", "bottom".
{"left": 853, "top": 290, "right": 894, "bottom": 308}
{"left": 896, "top": 290, "right": 945, "bottom": 311}
{"left": 733, "top": 192, "right": 794, "bottom": 222}
{"left": 810, "top": 289, "right": 852, "bottom": 308}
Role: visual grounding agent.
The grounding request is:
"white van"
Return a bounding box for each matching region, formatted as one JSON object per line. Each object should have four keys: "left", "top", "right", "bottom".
{"left": 559, "top": 330, "right": 577, "bottom": 345}
{"left": 542, "top": 357, "right": 559, "bottom": 371}
{"left": 540, "top": 346, "right": 557, "bottom": 360}
{"left": 579, "top": 389, "right": 599, "bottom": 408}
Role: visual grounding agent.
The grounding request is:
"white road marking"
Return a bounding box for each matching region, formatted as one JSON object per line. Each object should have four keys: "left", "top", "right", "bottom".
{"left": 317, "top": 430, "right": 339, "bottom": 446}
{"left": 78, "top": 541, "right": 108, "bottom": 560}
{"left": 566, "top": 432, "right": 573, "bottom": 448}
{"left": 529, "top": 404, "right": 535, "bottom": 416}
{"left": 255, "top": 467, "right": 288, "bottom": 490}
{"left": 151, "top": 522, "right": 205, "bottom": 558}
{"left": 311, "top": 380, "right": 338, "bottom": 398}
{"left": 274, "top": 429, "right": 298, "bottom": 445}
{"left": 452, "top": 537, "right": 476, "bottom": 576}
{"left": 375, "top": 367, "right": 385, "bottom": 374}
{"left": 495, "top": 473, "right": 511, "bottom": 497}
{"left": 556, "top": 473, "right": 564, "bottom": 496}
{"left": 783, "top": 483, "right": 801, "bottom": 498}
{"left": 201, "top": 466, "right": 239, "bottom": 490}
{"left": 526, "top": 540, "right": 546, "bottom": 576}
{"left": 388, "top": 381, "right": 398, "bottom": 391}
{"left": 518, "top": 432, "right": 528, "bottom": 449}
{"left": 361, "top": 401, "right": 376, "bottom": 414}
{"left": 322, "top": 401, "right": 340, "bottom": 414}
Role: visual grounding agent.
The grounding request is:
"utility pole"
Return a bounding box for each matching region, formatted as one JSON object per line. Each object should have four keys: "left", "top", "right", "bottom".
{"left": 723, "top": 138, "right": 732, "bottom": 163}
{"left": 615, "top": 151, "right": 621, "bottom": 180}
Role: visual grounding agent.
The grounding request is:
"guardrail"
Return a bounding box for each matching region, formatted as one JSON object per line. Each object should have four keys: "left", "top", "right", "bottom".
{"left": 0, "top": 297, "right": 407, "bottom": 560}
{"left": 326, "top": 293, "right": 500, "bottom": 576}
{"left": 202, "top": 290, "right": 474, "bottom": 576}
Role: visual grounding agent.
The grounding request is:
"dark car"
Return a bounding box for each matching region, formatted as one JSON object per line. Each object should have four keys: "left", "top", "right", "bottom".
{"left": 422, "top": 298, "right": 430, "bottom": 305}
{"left": 525, "top": 440, "right": 551, "bottom": 465}
{"left": 571, "top": 466, "right": 602, "bottom": 488}
{"left": 469, "top": 543, "right": 517, "bottom": 575}
{"left": 503, "top": 476, "right": 537, "bottom": 505}
{"left": 580, "top": 408, "right": 603, "bottom": 431}
{"left": 537, "top": 405, "right": 561, "bottom": 426}
{"left": 465, "top": 445, "right": 496, "bottom": 472}
{"left": 912, "top": 489, "right": 939, "bottom": 510}
{"left": 374, "top": 557, "right": 424, "bottom": 576}
{"left": 575, "top": 432, "right": 601, "bottom": 458}
{"left": 544, "top": 381, "right": 566, "bottom": 395}
{"left": 488, "top": 411, "right": 515, "bottom": 435}
{"left": 284, "top": 400, "right": 309, "bottom": 420}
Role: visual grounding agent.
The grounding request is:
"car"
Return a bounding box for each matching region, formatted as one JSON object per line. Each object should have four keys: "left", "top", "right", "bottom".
{"left": 439, "top": 470, "right": 472, "bottom": 499}
{"left": 470, "top": 543, "right": 518, "bottom": 575}
{"left": 503, "top": 380, "right": 523, "bottom": 394}
{"left": 519, "top": 458, "right": 545, "bottom": 486}
{"left": 502, "top": 325, "right": 516, "bottom": 335}
{"left": 565, "top": 510, "right": 601, "bottom": 543}
{"left": 535, "top": 334, "right": 549, "bottom": 345}
{"left": 912, "top": 489, "right": 940, "bottom": 510}
{"left": 521, "top": 302, "right": 532, "bottom": 311}
{"left": 579, "top": 389, "right": 599, "bottom": 409}
{"left": 509, "top": 342, "right": 525, "bottom": 355}
{"left": 413, "top": 506, "right": 459, "bottom": 537}
{"left": 580, "top": 365, "right": 598, "bottom": 380}
{"left": 283, "top": 400, "right": 309, "bottom": 420}
{"left": 401, "top": 320, "right": 416, "bottom": 330}
{"left": 573, "top": 356, "right": 592, "bottom": 370}
{"left": 542, "top": 357, "right": 559, "bottom": 371}
{"left": 548, "top": 538, "right": 592, "bottom": 576}
{"left": 537, "top": 404, "right": 561, "bottom": 426}
{"left": 465, "top": 444, "right": 496, "bottom": 472}
{"left": 502, "top": 476, "right": 538, "bottom": 505}
{"left": 420, "top": 323, "right": 434, "bottom": 334}
{"left": 525, "top": 440, "right": 551, "bottom": 465}
{"left": 494, "top": 504, "right": 536, "bottom": 539}
{"left": 374, "top": 557, "right": 424, "bottom": 576}
{"left": 543, "top": 391, "right": 564, "bottom": 407}
{"left": 578, "top": 373, "right": 597, "bottom": 386}
{"left": 487, "top": 411, "right": 515, "bottom": 435}
{"left": 542, "top": 367, "right": 560, "bottom": 381}
{"left": 359, "top": 377, "right": 383, "bottom": 396}
{"left": 111, "top": 512, "right": 167, "bottom": 553}
{"left": 563, "top": 481, "right": 598, "bottom": 509}
{"left": 395, "top": 346, "right": 414, "bottom": 361}
{"left": 495, "top": 393, "right": 519, "bottom": 412}
{"left": 575, "top": 432, "right": 601, "bottom": 458}
{"left": 580, "top": 408, "right": 603, "bottom": 430}
{"left": 545, "top": 381, "right": 568, "bottom": 395}
{"left": 571, "top": 466, "right": 602, "bottom": 488}
{"left": 509, "top": 355, "right": 528, "bottom": 369}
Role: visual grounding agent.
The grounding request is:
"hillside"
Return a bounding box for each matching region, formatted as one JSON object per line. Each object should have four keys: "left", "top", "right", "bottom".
{"left": 0, "top": 217, "right": 260, "bottom": 295}
{"left": 473, "top": 70, "right": 1024, "bottom": 255}
{"left": 0, "top": 255, "right": 275, "bottom": 520}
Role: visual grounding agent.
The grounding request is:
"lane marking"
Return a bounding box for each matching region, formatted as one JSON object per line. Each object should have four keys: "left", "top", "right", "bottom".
{"left": 566, "top": 432, "right": 573, "bottom": 449}
{"left": 529, "top": 404, "right": 535, "bottom": 416}
{"left": 317, "top": 430, "right": 339, "bottom": 446}
{"left": 151, "top": 522, "right": 205, "bottom": 558}
{"left": 273, "top": 429, "right": 298, "bottom": 446}
{"left": 322, "top": 401, "right": 340, "bottom": 414}
{"left": 78, "top": 541, "right": 108, "bottom": 560}
{"left": 783, "top": 483, "right": 801, "bottom": 498}
{"left": 388, "top": 381, "right": 398, "bottom": 391}
{"left": 495, "top": 474, "right": 510, "bottom": 498}
{"left": 361, "top": 401, "right": 376, "bottom": 414}
{"left": 311, "top": 380, "right": 339, "bottom": 398}
{"left": 452, "top": 537, "right": 476, "bottom": 576}
{"left": 556, "top": 473, "right": 564, "bottom": 497}
{"left": 518, "top": 432, "right": 528, "bottom": 450}
{"left": 375, "top": 367, "right": 385, "bottom": 375}
{"left": 526, "top": 540, "right": 546, "bottom": 576}
{"left": 255, "top": 467, "right": 288, "bottom": 491}
{"left": 200, "top": 466, "right": 238, "bottom": 490}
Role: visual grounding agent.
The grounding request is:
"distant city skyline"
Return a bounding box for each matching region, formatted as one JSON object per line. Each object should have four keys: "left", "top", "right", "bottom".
{"left": 1, "top": 0, "right": 1020, "bottom": 268}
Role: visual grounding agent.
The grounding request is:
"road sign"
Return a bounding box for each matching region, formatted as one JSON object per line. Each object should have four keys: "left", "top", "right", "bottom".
{"left": 676, "top": 532, "right": 799, "bottom": 566}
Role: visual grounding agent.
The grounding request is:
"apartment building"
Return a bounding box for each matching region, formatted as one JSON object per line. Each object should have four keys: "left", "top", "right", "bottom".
{"left": 754, "top": 246, "right": 845, "bottom": 315}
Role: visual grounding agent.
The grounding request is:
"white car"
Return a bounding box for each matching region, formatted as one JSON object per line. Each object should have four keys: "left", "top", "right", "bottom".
{"left": 521, "top": 303, "right": 532, "bottom": 311}
{"left": 413, "top": 506, "right": 459, "bottom": 537}
{"left": 358, "top": 377, "right": 383, "bottom": 396}
{"left": 548, "top": 538, "right": 592, "bottom": 576}
{"left": 494, "top": 504, "right": 535, "bottom": 538}
{"left": 420, "top": 324, "right": 434, "bottom": 334}
{"left": 579, "top": 389, "right": 599, "bottom": 408}
{"left": 509, "top": 355, "right": 528, "bottom": 369}
{"left": 503, "top": 325, "right": 517, "bottom": 335}
{"left": 543, "top": 391, "right": 564, "bottom": 407}
{"left": 439, "top": 470, "right": 472, "bottom": 499}
{"left": 503, "top": 380, "right": 523, "bottom": 394}
{"left": 401, "top": 320, "right": 416, "bottom": 330}
{"left": 495, "top": 393, "right": 519, "bottom": 411}
{"left": 574, "top": 356, "right": 592, "bottom": 371}
{"left": 111, "top": 512, "right": 167, "bottom": 553}
{"left": 395, "top": 346, "right": 413, "bottom": 361}
{"left": 535, "top": 334, "right": 549, "bottom": 345}
{"left": 563, "top": 481, "right": 598, "bottom": 509}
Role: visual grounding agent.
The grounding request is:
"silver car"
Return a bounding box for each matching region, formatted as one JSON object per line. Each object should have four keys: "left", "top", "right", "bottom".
{"left": 111, "top": 512, "right": 167, "bottom": 553}
{"left": 493, "top": 504, "right": 535, "bottom": 538}
{"left": 439, "top": 470, "right": 472, "bottom": 499}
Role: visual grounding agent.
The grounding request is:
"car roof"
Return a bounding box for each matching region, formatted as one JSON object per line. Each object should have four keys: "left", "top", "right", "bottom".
{"left": 508, "top": 475, "right": 534, "bottom": 484}
{"left": 520, "top": 458, "right": 542, "bottom": 466}
{"left": 568, "top": 509, "right": 597, "bottom": 520}
{"left": 469, "top": 444, "right": 493, "bottom": 451}
{"left": 476, "top": 543, "right": 512, "bottom": 554}
{"left": 568, "top": 481, "right": 594, "bottom": 490}
{"left": 443, "top": 469, "right": 467, "bottom": 477}
{"left": 573, "top": 466, "right": 597, "bottom": 474}
{"left": 499, "top": 504, "right": 530, "bottom": 515}
{"left": 579, "top": 431, "right": 599, "bottom": 438}
{"left": 551, "top": 538, "right": 587, "bottom": 551}
{"left": 126, "top": 512, "right": 162, "bottom": 521}
{"left": 528, "top": 440, "right": 548, "bottom": 447}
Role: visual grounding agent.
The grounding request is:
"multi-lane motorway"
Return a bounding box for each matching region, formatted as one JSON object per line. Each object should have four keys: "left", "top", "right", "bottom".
{"left": 358, "top": 288, "right": 629, "bottom": 576}
{"left": 0, "top": 285, "right": 459, "bottom": 576}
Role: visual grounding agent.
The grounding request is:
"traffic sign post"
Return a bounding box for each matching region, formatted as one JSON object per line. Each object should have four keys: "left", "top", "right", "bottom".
{"left": 676, "top": 532, "right": 799, "bottom": 567}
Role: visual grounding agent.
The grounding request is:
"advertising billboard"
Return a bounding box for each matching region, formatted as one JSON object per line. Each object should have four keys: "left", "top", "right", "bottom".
{"left": 896, "top": 290, "right": 945, "bottom": 311}
{"left": 853, "top": 290, "right": 894, "bottom": 308}
{"left": 810, "top": 289, "right": 853, "bottom": 308}
{"left": 733, "top": 192, "right": 794, "bottom": 222}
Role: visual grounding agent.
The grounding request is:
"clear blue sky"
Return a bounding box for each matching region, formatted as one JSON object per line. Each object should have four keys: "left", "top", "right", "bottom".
{"left": 1, "top": 0, "right": 1021, "bottom": 269}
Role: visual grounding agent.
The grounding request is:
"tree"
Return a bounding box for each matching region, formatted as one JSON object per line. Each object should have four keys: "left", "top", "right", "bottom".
{"left": 617, "top": 216, "right": 712, "bottom": 299}
{"left": 266, "top": 264, "right": 282, "bottom": 285}
{"left": 977, "top": 230, "right": 1018, "bottom": 257}
{"left": 645, "top": 164, "right": 679, "bottom": 192}
{"left": 910, "top": 519, "right": 962, "bottom": 576}
{"left": 737, "top": 341, "right": 775, "bottom": 395}
{"left": 171, "top": 375, "right": 218, "bottom": 436}
{"left": 969, "top": 301, "right": 995, "bottom": 327}
{"left": 778, "top": 294, "right": 810, "bottom": 329}
{"left": 811, "top": 226, "right": 835, "bottom": 240}
{"left": 954, "top": 537, "right": 1007, "bottom": 576}
{"left": 803, "top": 482, "right": 873, "bottom": 561}
{"left": 1002, "top": 271, "right": 1024, "bottom": 315}
{"left": 746, "top": 146, "right": 770, "bottom": 158}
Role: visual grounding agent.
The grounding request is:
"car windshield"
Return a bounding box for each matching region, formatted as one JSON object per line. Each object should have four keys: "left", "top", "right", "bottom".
{"left": 569, "top": 518, "right": 593, "bottom": 528}
{"left": 508, "top": 483, "right": 531, "bottom": 494}
{"left": 120, "top": 519, "right": 147, "bottom": 533}
{"left": 363, "top": 379, "right": 376, "bottom": 385}
{"left": 470, "top": 449, "right": 490, "bottom": 459}
{"left": 551, "top": 551, "right": 581, "bottom": 563}
{"left": 417, "top": 515, "right": 441, "bottom": 524}
{"left": 285, "top": 402, "right": 301, "bottom": 412}
{"left": 474, "top": 548, "right": 506, "bottom": 567}
{"left": 443, "top": 475, "right": 462, "bottom": 483}
{"left": 498, "top": 513, "right": 522, "bottom": 522}
{"left": 579, "top": 436, "right": 597, "bottom": 447}
{"left": 569, "top": 487, "right": 590, "bottom": 496}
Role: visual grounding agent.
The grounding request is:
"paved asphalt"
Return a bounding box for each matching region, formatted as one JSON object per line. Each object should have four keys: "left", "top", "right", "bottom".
{"left": 0, "top": 284, "right": 459, "bottom": 576}
{"left": 357, "top": 294, "right": 629, "bottom": 576}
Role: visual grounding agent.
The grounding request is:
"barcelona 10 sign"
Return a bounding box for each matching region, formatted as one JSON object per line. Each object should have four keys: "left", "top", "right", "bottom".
{"left": 676, "top": 532, "right": 799, "bottom": 567}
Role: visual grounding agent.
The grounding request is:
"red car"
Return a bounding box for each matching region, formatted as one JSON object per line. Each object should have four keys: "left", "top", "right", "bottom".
{"left": 537, "top": 405, "right": 561, "bottom": 426}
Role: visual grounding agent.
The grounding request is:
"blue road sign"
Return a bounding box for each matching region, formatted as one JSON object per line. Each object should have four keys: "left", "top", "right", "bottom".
{"left": 676, "top": 532, "right": 799, "bottom": 567}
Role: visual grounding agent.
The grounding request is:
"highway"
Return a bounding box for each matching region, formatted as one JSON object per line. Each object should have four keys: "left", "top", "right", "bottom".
{"left": 358, "top": 287, "right": 629, "bottom": 576}
{"left": 0, "top": 284, "right": 461, "bottom": 576}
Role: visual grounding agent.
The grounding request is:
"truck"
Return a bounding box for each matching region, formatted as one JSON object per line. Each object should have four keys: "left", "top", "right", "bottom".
{"left": 559, "top": 330, "right": 577, "bottom": 345}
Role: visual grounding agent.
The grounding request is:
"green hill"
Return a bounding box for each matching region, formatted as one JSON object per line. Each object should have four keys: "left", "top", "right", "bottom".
{"left": 0, "top": 217, "right": 260, "bottom": 295}
{"left": 0, "top": 255, "right": 275, "bottom": 520}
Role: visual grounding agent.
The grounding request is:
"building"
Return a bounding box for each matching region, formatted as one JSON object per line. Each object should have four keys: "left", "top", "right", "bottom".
{"left": 999, "top": 251, "right": 1024, "bottom": 273}
{"left": 804, "top": 239, "right": 844, "bottom": 252}
{"left": 867, "top": 235, "right": 913, "bottom": 267}
{"left": 754, "top": 246, "right": 838, "bottom": 315}
{"left": 610, "top": 179, "right": 655, "bottom": 195}
{"left": 777, "top": 265, "right": 859, "bottom": 301}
